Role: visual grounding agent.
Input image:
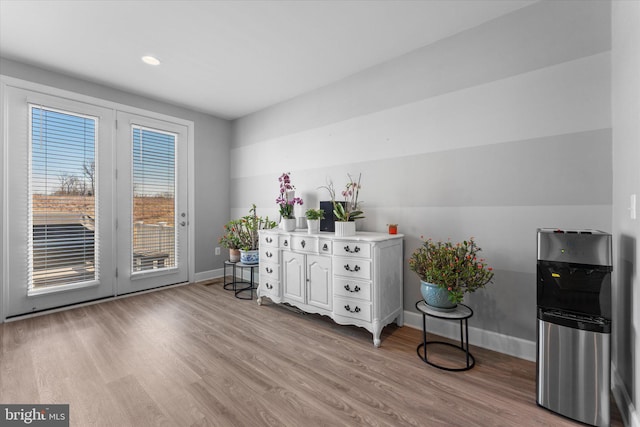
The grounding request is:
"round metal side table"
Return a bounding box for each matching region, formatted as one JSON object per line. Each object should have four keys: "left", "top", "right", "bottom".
{"left": 416, "top": 300, "right": 475, "bottom": 371}
{"left": 223, "top": 260, "right": 258, "bottom": 300}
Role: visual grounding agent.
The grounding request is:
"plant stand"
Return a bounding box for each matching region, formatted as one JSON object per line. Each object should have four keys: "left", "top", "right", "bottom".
{"left": 415, "top": 300, "right": 475, "bottom": 371}
{"left": 223, "top": 260, "right": 258, "bottom": 300}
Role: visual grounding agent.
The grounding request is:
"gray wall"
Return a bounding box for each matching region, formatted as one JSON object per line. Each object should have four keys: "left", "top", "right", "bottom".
{"left": 231, "top": 0, "right": 612, "bottom": 344}
{"left": 612, "top": 1, "right": 640, "bottom": 425}
{"left": 0, "top": 57, "right": 231, "bottom": 277}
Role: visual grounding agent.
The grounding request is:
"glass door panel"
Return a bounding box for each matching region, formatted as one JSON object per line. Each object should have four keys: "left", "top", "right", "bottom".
{"left": 30, "top": 106, "right": 98, "bottom": 291}
{"left": 5, "top": 88, "right": 115, "bottom": 317}
{"left": 132, "top": 126, "right": 176, "bottom": 273}
{"left": 116, "top": 112, "right": 188, "bottom": 294}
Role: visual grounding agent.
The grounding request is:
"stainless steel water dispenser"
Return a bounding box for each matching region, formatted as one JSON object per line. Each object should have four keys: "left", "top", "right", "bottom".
{"left": 536, "top": 228, "right": 612, "bottom": 427}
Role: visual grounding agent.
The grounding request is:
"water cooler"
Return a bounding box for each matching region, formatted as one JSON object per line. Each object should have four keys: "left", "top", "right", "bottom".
{"left": 536, "top": 228, "right": 612, "bottom": 427}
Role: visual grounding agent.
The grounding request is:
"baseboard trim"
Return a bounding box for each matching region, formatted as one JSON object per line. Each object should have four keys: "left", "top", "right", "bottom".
{"left": 194, "top": 268, "right": 224, "bottom": 283}
{"left": 612, "top": 362, "right": 638, "bottom": 427}
{"left": 403, "top": 309, "right": 537, "bottom": 362}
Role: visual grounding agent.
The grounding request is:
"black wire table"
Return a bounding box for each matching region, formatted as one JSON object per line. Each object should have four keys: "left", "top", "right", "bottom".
{"left": 415, "top": 300, "right": 475, "bottom": 371}
{"left": 223, "top": 260, "right": 258, "bottom": 300}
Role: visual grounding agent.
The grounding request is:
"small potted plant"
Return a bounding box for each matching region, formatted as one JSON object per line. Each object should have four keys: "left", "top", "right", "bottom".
{"left": 220, "top": 205, "right": 276, "bottom": 264}
{"left": 236, "top": 204, "right": 277, "bottom": 264}
{"left": 305, "top": 208, "right": 325, "bottom": 234}
{"left": 319, "top": 173, "right": 364, "bottom": 237}
{"left": 219, "top": 220, "right": 242, "bottom": 262}
{"left": 409, "top": 237, "right": 494, "bottom": 310}
{"left": 276, "top": 172, "right": 303, "bottom": 231}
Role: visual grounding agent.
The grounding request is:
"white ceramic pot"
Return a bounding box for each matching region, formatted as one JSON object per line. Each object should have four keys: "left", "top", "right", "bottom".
{"left": 280, "top": 218, "right": 296, "bottom": 232}
{"left": 307, "top": 219, "right": 320, "bottom": 234}
{"left": 334, "top": 221, "right": 356, "bottom": 237}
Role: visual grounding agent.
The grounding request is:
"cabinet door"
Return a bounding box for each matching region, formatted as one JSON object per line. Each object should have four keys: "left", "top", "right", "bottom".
{"left": 283, "top": 251, "right": 305, "bottom": 304}
{"left": 307, "top": 255, "right": 332, "bottom": 311}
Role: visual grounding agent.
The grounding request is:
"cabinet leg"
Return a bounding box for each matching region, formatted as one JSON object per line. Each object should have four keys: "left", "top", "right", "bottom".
{"left": 257, "top": 297, "right": 262, "bottom": 306}
{"left": 373, "top": 322, "right": 382, "bottom": 347}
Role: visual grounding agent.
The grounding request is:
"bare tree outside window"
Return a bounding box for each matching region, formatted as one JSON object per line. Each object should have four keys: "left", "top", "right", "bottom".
{"left": 83, "top": 161, "right": 95, "bottom": 196}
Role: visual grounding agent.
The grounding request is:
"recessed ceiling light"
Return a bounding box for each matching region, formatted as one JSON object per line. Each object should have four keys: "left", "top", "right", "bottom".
{"left": 141, "top": 55, "right": 161, "bottom": 66}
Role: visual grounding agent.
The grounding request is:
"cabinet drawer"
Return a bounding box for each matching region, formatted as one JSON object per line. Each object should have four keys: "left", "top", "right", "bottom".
{"left": 281, "top": 236, "right": 292, "bottom": 250}
{"left": 333, "top": 277, "right": 371, "bottom": 301}
{"left": 291, "top": 236, "right": 317, "bottom": 253}
{"left": 261, "top": 233, "right": 279, "bottom": 248}
{"left": 333, "top": 242, "right": 371, "bottom": 258}
{"left": 260, "top": 247, "right": 279, "bottom": 263}
{"left": 260, "top": 262, "right": 279, "bottom": 280}
{"left": 333, "top": 257, "right": 371, "bottom": 280}
{"left": 259, "top": 275, "right": 279, "bottom": 296}
{"left": 319, "top": 239, "right": 332, "bottom": 255}
{"left": 334, "top": 297, "right": 372, "bottom": 322}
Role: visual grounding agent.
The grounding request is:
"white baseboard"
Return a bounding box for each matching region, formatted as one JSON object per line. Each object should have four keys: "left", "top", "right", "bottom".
{"left": 194, "top": 266, "right": 257, "bottom": 284}
{"left": 403, "top": 309, "right": 537, "bottom": 362}
{"left": 612, "top": 362, "right": 638, "bottom": 427}
{"left": 194, "top": 268, "right": 224, "bottom": 283}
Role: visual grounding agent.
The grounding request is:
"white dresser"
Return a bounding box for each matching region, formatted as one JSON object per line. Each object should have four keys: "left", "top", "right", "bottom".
{"left": 257, "top": 229, "right": 404, "bottom": 347}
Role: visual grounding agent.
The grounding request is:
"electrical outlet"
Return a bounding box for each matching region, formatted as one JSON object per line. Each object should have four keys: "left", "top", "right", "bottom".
{"left": 215, "top": 247, "right": 221, "bottom": 256}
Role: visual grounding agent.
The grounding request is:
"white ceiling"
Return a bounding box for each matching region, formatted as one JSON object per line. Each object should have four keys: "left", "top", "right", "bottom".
{"left": 0, "top": 0, "right": 535, "bottom": 120}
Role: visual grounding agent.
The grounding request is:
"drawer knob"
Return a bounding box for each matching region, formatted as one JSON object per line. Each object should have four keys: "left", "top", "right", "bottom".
{"left": 322, "top": 243, "right": 328, "bottom": 251}
{"left": 301, "top": 240, "right": 306, "bottom": 248}
{"left": 265, "top": 267, "right": 273, "bottom": 274}
{"left": 344, "top": 264, "right": 361, "bottom": 272}
{"left": 344, "top": 304, "right": 361, "bottom": 314}
{"left": 266, "top": 251, "right": 273, "bottom": 258}
{"left": 284, "top": 240, "right": 289, "bottom": 247}
{"left": 344, "top": 284, "right": 360, "bottom": 293}
{"left": 265, "top": 283, "right": 273, "bottom": 290}
{"left": 343, "top": 245, "right": 360, "bottom": 253}
{"left": 266, "top": 237, "right": 273, "bottom": 243}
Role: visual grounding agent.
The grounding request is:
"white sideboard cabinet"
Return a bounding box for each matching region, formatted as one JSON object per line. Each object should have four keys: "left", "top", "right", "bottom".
{"left": 257, "top": 229, "right": 404, "bottom": 347}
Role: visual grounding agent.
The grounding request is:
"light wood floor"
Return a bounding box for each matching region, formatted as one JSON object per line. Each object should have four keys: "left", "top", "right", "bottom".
{"left": 0, "top": 279, "right": 623, "bottom": 427}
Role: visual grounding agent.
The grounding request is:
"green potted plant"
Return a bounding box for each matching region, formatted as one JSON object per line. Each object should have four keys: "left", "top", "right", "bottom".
{"left": 304, "top": 208, "right": 325, "bottom": 234}
{"left": 409, "top": 237, "right": 494, "bottom": 310}
{"left": 220, "top": 205, "right": 276, "bottom": 264}
{"left": 236, "top": 204, "right": 277, "bottom": 264}
{"left": 320, "top": 173, "right": 364, "bottom": 236}
{"left": 218, "top": 219, "right": 242, "bottom": 262}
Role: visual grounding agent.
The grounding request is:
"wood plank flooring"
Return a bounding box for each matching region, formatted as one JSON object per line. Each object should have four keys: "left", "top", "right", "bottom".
{"left": 0, "top": 279, "right": 624, "bottom": 426}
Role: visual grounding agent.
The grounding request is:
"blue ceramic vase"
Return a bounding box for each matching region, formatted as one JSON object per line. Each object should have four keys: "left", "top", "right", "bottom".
{"left": 420, "top": 280, "right": 457, "bottom": 311}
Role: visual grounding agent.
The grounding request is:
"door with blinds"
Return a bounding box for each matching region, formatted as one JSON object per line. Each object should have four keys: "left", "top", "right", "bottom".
{"left": 5, "top": 88, "right": 189, "bottom": 317}
{"left": 5, "top": 88, "right": 116, "bottom": 316}
{"left": 115, "top": 112, "right": 188, "bottom": 295}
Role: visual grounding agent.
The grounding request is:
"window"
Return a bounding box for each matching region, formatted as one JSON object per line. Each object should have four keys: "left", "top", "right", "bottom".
{"left": 131, "top": 126, "right": 177, "bottom": 272}
{"left": 29, "top": 106, "right": 98, "bottom": 289}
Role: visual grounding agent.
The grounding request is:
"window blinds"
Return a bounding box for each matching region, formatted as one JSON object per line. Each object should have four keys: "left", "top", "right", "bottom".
{"left": 131, "top": 126, "right": 176, "bottom": 271}
{"left": 29, "top": 106, "right": 98, "bottom": 289}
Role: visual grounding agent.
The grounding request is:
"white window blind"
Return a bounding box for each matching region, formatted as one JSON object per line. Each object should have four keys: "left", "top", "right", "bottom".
{"left": 29, "top": 106, "right": 98, "bottom": 289}
{"left": 131, "top": 126, "right": 176, "bottom": 272}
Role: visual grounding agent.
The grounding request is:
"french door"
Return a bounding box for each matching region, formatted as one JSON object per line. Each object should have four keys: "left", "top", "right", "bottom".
{"left": 4, "top": 87, "right": 188, "bottom": 318}
{"left": 115, "top": 112, "right": 188, "bottom": 294}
